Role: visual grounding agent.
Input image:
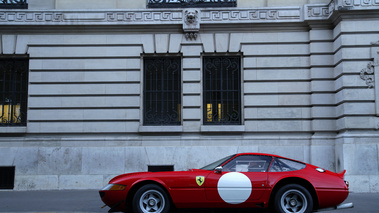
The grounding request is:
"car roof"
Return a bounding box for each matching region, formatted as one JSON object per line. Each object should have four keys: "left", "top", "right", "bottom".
{"left": 235, "top": 152, "right": 280, "bottom": 157}
{"left": 234, "top": 153, "right": 305, "bottom": 163}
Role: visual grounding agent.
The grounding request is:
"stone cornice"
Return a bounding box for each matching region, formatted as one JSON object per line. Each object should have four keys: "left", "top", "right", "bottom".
{"left": 0, "top": 1, "right": 377, "bottom": 26}
{"left": 0, "top": 8, "right": 303, "bottom": 25}
{"left": 0, "top": 9, "right": 185, "bottom": 25}
{"left": 305, "top": 0, "right": 379, "bottom": 21}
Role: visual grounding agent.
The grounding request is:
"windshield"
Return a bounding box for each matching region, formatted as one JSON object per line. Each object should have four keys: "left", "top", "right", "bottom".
{"left": 199, "top": 155, "right": 236, "bottom": 170}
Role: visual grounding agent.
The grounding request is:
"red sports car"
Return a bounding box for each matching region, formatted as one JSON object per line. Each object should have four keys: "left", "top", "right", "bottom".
{"left": 99, "top": 153, "right": 352, "bottom": 213}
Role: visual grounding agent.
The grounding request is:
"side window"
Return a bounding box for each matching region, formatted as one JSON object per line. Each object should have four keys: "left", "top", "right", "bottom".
{"left": 203, "top": 56, "right": 241, "bottom": 125}
{"left": 223, "top": 155, "right": 272, "bottom": 172}
{"left": 143, "top": 57, "right": 181, "bottom": 126}
{"left": 269, "top": 158, "right": 306, "bottom": 172}
{"left": 0, "top": 56, "right": 29, "bottom": 126}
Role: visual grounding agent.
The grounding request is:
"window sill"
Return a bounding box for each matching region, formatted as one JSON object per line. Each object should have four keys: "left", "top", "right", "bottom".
{"left": 139, "top": 126, "right": 183, "bottom": 133}
{"left": 201, "top": 125, "right": 245, "bottom": 133}
{"left": 0, "top": 127, "right": 27, "bottom": 133}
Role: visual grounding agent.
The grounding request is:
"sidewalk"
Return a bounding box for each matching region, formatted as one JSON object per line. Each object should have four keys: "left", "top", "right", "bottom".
{"left": 0, "top": 190, "right": 378, "bottom": 212}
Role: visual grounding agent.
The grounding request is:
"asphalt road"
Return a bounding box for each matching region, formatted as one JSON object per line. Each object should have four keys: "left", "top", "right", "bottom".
{"left": 0, "top": 190, "right": 378, "bottom": 213}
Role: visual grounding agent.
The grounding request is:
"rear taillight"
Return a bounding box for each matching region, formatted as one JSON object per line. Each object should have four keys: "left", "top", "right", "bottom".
{"left": 344, "top": 180, "right": 349, "bottom": 188}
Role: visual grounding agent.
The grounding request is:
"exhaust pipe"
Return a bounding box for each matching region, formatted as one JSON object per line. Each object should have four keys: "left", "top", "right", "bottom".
{"left": 316, "top": 202, "right": 354, "bottom": 212}
{"left": 336, "top": 203, "right": 354, "bottom": 209}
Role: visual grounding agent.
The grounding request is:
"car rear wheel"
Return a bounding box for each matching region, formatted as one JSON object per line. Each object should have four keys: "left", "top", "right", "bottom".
{"left": 273, "top": 184, "right": 313, "bottom": 213}
{"left": 132, "top": 184, "right": 170, "bottom": 213}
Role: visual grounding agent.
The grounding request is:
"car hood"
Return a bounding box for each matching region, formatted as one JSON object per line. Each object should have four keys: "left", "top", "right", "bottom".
{"left": 109, "top": 172, "right": 148, "bottom": 182}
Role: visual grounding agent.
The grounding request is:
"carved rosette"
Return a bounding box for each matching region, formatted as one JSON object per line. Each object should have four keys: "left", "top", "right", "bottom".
{"left": 360, "top": 62, "right": 375, "bottom": 88}
{"left": 183, "top": 9, "right": 200, "bottom": 40}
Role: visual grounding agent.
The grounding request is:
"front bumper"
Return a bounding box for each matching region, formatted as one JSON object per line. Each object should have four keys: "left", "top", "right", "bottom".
{"left": 99, "top": 190, "right": 128, "bottom": 212}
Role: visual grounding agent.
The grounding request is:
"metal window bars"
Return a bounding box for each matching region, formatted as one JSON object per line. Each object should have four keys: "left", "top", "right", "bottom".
{"left": 144, "top": 57, "right": 182, "bottom": 126}
{"left": 203, "top": 56, "right": 241, "bottom": 125}
{"left": 0, "top": 56, "right": 29, "bottom": 126}
{"left": 147, "top": 0, "right": 236, "bottom": 8}
{"left": 0, "top": 0, "right": 28, "bottom": 9}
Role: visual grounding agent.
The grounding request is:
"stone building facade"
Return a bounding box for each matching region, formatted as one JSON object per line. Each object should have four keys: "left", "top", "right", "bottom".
{"left": 0, "top": 0, "right": 378, "bottom": 192}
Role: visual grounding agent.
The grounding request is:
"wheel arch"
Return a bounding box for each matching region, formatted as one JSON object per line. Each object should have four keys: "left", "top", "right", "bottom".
{"left": 125, "top": 180, "right": 175, "bottom": 211}
{"left": 269, "top": 177, "right": 319, "bottom": 210}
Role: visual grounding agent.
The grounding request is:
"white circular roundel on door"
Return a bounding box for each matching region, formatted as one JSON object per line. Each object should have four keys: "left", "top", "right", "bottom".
{"left": 217, "top": 172, "right": 252, "bottom": 204}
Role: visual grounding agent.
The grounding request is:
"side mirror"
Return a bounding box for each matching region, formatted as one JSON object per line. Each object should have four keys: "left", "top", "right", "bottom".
{"left": 214, "top": 166, "right": 223, "bottom": 174}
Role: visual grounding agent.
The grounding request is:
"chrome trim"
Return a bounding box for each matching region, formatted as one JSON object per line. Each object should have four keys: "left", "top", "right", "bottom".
{"left": 214, "top": 166, "right": 223, "bottom": 174}
{"left": 336, "top": 203, "right": 354, "bottom": 209}
{"left": 316, "top": 168, "right": 325, "bottom": 173}
{"left": 316, "top": 202, "right": 354, "bottom": 212}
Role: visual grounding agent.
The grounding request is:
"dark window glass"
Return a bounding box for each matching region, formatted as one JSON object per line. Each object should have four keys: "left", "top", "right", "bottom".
{"left": 144, "top": 57, "right": 181, "bottom": 126}
{"left": 147, "top": 0, "right": 236, "bottom": 8}
{"left": 199, "top": 154, "right": 236, "bottom": 171}
{"left": 203, "top": 56, "right": 241, "bottom": 125}
{"left": 223, "top": 155, "right": 273, "bottom": 172}
{"left": 0, "top": 0, "right": 28, "bottom": 9}
{"left": 269, "top": 158, "right": 306, "bottom": 172}
{"left": 0, "top": 56, "right": 29, "bottom": 126}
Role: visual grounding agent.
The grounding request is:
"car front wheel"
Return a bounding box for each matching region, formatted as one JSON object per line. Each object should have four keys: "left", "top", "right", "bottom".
{"left": 273, "top": 184, "right": 313, "bottom": 213}
{"left": 132, "top": 184, "right": 170, "bottom": 213}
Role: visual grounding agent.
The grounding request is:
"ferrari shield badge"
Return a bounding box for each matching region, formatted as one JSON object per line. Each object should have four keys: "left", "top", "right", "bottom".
{"left": 196, "top": 176, "right": 205, "bottom": 186}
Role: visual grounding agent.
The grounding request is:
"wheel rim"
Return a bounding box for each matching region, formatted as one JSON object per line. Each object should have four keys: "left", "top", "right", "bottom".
{"left": 280, "top": 189, "right": 308, "bottom": 213}
{"left": 139, "top": 189, "right": 165, "bottom": 213}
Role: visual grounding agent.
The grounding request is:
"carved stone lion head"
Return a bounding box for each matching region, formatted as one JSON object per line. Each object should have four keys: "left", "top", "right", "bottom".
{"left": 185, "top": 10, "right": 198, "bottom": 24}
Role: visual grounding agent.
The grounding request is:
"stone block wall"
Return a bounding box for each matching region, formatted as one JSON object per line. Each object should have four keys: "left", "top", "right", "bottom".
{"left": 333, "top": 18, "right": 379, "bottom": 192}
{"left": 0, "top": 1, "right": 378, "bottom": 192}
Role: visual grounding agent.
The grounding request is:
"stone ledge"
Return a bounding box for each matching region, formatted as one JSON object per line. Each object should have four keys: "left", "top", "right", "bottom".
{"left": 139, "top": 126, "right": 183, "bottom": 133}
{"left": 0, "top": 127, "right": 27, "bottom": 133}
{"left": 200, "top": 125, "right": 245, "bottom": 132}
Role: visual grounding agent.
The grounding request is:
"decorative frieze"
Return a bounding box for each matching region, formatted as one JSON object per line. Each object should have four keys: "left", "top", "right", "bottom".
{"left": 201, "top": 8, "right": 301, "bottom": 23}
{"left": 0, "top": 9, "right": 303, "bottom": 25}
{"left": 305, "top": 5, "right": 330, "bottom": 20}
{"left": 339, "top": 0, "right": 379, "bottom": 7}
{"left": 106, "top": 11, "right": 183, "bottom": 23}
{"left": 0, "top": 11, "right": 184, "bottom": 24}
{"left": 0, "top": 12, "right": 63, "bottom": 22}
{"left": 0, "top": 2, "right": 378, "bottom": 26}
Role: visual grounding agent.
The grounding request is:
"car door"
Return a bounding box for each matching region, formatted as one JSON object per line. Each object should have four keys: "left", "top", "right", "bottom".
{"left": 162, "top": 170, "right": 212, "bottom": 208}
{"left": 204, "top": 155, "right": 272, "bottom": 206}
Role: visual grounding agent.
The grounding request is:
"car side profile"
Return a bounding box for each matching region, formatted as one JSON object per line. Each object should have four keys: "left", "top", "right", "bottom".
{"left": 99, "top": 153, "right": 352, "bottom": 213}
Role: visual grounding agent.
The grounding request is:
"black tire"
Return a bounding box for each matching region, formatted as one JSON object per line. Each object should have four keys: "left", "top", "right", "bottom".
{"left": 273, "top": 184, "right": 313, "bottom": 213}
{"left": 132, "top": 184, "right": 170, "bottom": 213}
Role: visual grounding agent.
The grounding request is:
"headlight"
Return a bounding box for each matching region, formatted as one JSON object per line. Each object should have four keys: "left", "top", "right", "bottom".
{"left": 102, "top": 184, "right": 126, "bottom": 191}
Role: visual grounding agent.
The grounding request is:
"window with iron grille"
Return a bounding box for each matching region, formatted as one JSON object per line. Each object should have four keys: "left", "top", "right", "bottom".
{"left": 203, "top": 56, "right": 241, "bottom": 125}
{"left": 147, "top": 0, "right": 236, "bottom": 8}
{"left": 0, "top": 56, "right": 29, "bottom": 126}
{"left": 0, "top": 0, "right": 28, "bottom": 9}
{"left": 144, "top": 57, "right": 181, "bottom": 126}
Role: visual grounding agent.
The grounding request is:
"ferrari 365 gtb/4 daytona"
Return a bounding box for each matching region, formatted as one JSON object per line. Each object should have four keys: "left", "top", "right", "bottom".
{"left": 99, "top": 153, "right": 352, "bottom": 213}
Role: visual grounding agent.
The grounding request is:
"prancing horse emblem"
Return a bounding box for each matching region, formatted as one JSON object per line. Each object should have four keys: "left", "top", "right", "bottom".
{"left": 196, "top": 176, "right": 205, "bottom": 186}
